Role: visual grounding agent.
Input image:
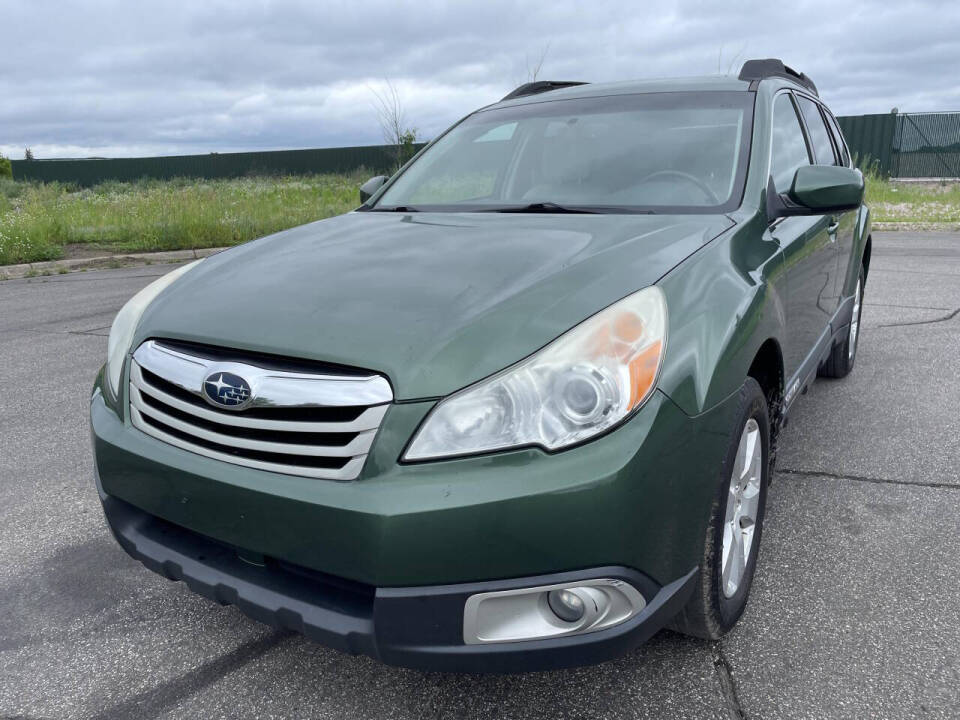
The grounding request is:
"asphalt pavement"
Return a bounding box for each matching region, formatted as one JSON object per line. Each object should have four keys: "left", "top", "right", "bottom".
{"left": 1, "top": 232, "right": 958, "bottom": 719}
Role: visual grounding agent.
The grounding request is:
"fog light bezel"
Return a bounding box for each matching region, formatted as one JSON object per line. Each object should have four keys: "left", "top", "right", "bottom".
{"left": 463, "top": 578, "right": 646, "bottom": 645}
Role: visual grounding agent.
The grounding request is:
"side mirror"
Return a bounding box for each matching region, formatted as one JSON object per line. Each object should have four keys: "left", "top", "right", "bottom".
{"left": 359, "top": 175, "right": 389, "bottom": 204}
{"left": 768, "top": 165, "right": 864, "bottom": 220}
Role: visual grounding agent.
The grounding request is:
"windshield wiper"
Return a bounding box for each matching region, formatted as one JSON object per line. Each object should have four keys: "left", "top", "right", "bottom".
{"left": 483, "top": 202, "right": 656, "bottom": 215}
{"left": 490, "top": 202, "right": 599, "bottom": 214}
{"left": 370, "top": 205, "right": 420, "bottom": 212}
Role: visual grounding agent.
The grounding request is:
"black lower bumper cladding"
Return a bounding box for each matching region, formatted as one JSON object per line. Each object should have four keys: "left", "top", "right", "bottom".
{"left": 97, "top": 481, "right": 697, "bottom": 673}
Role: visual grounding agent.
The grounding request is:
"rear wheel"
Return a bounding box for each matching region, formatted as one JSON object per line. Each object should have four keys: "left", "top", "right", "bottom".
{"left": 671, "top": 377, "right": 770, "bottom": 639}
{"left": 819, "top": 266, "right": 864, "bottom": 379}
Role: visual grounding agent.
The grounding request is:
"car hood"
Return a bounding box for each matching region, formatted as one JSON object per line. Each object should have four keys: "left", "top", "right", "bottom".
{"left": 136, "top": 211, "right": 732, "bottom": 400}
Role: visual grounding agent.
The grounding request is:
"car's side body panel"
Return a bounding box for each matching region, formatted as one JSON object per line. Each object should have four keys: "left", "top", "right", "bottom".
{"left": 656, "top": 78, "right": 870, "bottom": 419}
{"left": 849, "top": 203, "right": 872, "bottom": 292}
{"left": 773, "top": 213, "right": 838, "bottom": 382}
{"left": 656, "top": 216, "right": 787, "bottom": 416}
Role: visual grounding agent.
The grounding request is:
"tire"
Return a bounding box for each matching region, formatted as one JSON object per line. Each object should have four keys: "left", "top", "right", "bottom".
{"left": 670, "top": 377, "right": 771, "bottom": 640}
{"left": 819, "top": 265, "right": 865, "bottom": 379}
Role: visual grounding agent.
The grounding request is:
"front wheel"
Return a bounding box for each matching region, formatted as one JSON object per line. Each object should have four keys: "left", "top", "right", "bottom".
{"left": 670, "top": 377, "right": 770, "bottom": 639}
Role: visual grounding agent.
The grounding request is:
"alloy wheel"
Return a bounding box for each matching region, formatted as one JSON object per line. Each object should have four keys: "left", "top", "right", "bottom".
{"left": 849, "top": 276, "right": 862, "bottom": 361}
{"left": 721, "top": 418, "right": 763, "bottom": 598}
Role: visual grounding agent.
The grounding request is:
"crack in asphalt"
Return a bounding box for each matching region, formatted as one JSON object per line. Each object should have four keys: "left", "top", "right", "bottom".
{"left": 87, "top": 630, "right": 293, "bottom": 720}
{"left": 0, "top": 270, "right": 170, "bottom": 286}
{"left": 2, "top": 327, "right": 109, "bottom": 341}
{"left": 712, "top": 644, "right": 746, "bottom": 720}
{"left": 876, "top": 307, "right": 960, "bottom": 328}
{"left": 2, "top": 308, "right": 124, "bottom": 334}
{"left": 67, "top": 327, "right": 111, "bottom": 337}
{"left": 870, "top": 267, "right": 960, "bottom": 279}
{"left": 864, "top": 302, "right": 953, "bottom": 311}
{"left": 777, "top": 468, "right": 960, "bottom": 491}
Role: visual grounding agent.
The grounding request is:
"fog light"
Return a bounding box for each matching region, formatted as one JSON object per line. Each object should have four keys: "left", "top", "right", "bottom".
{"left": 463, "top": 578, "right": 646, "bottom": 644}
{"left": 547, "top": 588, "right": 586, "bottom": 622}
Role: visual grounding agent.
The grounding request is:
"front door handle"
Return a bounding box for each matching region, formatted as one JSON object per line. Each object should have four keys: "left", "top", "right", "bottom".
{"left": 827, "top": 216, "right": 840, "bottom": 237}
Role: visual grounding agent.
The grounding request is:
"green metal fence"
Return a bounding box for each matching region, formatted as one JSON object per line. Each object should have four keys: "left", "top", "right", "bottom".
{"left": 9, "top": 143, "right": 426, "bottom": 186}
{"left": 836, "top": 113, "right": 898, "bottom": 175}
{"left": 891, "top": 112, "right": 960, "bottom": 178}
{"left": 836, "top": 112, "right": 960, "bottom": 178}
{"left": 8, "top": 112, "right": 960, "bottom": 184}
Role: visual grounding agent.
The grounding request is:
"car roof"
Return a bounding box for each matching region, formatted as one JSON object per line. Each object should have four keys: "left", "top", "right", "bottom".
{"left": 489, "top": 72, "right": 823, "bottom": 113}
{"left": 492, "top": 74, "right": 752, "bottom": 109}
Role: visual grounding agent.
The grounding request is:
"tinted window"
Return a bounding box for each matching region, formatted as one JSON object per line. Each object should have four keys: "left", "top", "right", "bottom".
{"left": 824, "top": 111, "right": 851, "bottom": 166}
{"left": 770, "top": 94, "right": 811, "bottom": 193}
{"left": 376, "top": 92, "right": 754, "bottom": 212}
{"left": 797, "top": 96, "right": 838, "bottom": 166}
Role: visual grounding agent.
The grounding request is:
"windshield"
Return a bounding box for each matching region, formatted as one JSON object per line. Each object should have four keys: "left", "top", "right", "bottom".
{"left": 374, "top": 91, "right": 754, "bottom": 213}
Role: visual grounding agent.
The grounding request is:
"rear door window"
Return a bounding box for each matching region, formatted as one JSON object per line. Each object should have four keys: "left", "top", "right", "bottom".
{"left": 770, "top": 93, "right": 812, "bottom": 193}
{"left": 797, "top": 96, "right": 839, "bottom": 166}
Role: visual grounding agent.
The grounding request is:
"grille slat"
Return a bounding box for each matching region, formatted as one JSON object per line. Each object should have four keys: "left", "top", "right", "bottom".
{"left": 131, "top": 387, "right": 376, "bottom": 457}
{"left": 128, "top": 340, "right": 392, "bottom": 481}
{"left": 138, "top": 366, "right": 373, "bottom": 423}
{"left": 131, "top": 364, "right": 388, "bottom": 433}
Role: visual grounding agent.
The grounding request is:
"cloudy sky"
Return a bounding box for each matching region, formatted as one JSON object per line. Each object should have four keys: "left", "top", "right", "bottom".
{"left": 2, "top": 0, "right": 959, "bottom": 159}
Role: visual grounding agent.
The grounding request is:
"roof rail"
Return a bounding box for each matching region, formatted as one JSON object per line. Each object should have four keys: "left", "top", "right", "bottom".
{"left": 501, "top": 80, "right": 588, "bottom": 102}
{"left": 738, "top": 59, "right": 818, "bottom": 96}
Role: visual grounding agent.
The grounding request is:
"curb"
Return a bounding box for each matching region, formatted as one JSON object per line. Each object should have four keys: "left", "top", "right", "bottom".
{"left": 872, "top": 222, "right": 960, "bottom": 232}
{"left": 0, "top": 247, "right": 229, "bottom": 281}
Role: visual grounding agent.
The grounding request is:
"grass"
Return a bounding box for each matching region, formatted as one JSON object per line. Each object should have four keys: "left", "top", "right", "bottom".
{"left": 863, "top": 174, "right": 960, "bottom": 227}
{"left": 2, "top": 169, "right": 959, "bottom": 266}
{"left": 0, "top": 173, "right": 362, "bottom": 266}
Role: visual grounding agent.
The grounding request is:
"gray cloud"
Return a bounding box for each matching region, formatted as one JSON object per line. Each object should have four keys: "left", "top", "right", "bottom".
{"left": 2, "top": 0, "right": 958, "bottom": 158}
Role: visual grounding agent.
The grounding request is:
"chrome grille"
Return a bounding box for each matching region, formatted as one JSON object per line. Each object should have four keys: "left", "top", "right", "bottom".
{"left": 128, "top": 340, "right": 392, "bottom": 480}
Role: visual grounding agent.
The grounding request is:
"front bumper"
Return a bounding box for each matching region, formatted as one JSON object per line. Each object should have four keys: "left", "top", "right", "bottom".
{"left": 98, "top": 474, "right": 697, "bottom": 672}
{"left": 92, "top": 373, "right": 738, "bottom": 670}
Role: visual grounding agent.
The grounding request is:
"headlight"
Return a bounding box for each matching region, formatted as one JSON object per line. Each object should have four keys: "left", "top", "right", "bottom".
{"left": 404, "top": 286, "right": 667, "bottom": 460}
{"left": 105, "top": 260, "right": 203, "bottom": 397}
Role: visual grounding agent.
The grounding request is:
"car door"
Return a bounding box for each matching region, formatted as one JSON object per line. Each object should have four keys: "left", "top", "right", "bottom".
{"left": 767, "top": 92, "right": 837, "bottom": 392}
{"left": 796, "top": 94, "right": 848, "bottom": 311}
{"left": 822, "top": 106, "right": 859, "bottom": 301}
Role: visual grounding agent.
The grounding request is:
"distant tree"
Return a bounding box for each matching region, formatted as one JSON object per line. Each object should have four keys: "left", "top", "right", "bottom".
{"left": 24, "top": 147, "right": 34, "bottom": 161}
{"left": 0, "top": 153, "right": 11, "bottom": 179}
{"left": 397, "top": 128, "right": 419, "bottom": 167}
{"left": 370, "top": 80, "right": 419, "bottom": 171}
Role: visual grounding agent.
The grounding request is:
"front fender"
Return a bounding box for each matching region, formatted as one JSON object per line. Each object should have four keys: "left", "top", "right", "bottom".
{"left": 656, "top": 217, "right": 787, "bottom": 416}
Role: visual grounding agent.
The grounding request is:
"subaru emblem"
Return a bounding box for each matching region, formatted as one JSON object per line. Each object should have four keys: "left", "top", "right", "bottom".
{"left": 202, "top": 371, "right": 252, "bottom": 410}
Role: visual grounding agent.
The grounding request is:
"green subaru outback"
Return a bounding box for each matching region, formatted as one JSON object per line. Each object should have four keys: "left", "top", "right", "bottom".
{"left": 90, "top": 59, "right": 870, "bottom": 672}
